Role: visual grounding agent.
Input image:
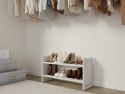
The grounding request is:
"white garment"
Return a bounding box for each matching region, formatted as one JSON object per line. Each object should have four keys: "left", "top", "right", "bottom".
{"left": 38, "top": 0, "right": 47, "bottom": 15}
{"left": 38, "top": 0, "right": 43, "bottom": 14}
{"left": 107, "top": 0, "right": 114, "bottom": 12}
{"left": 84, "top": 0, "right": 89, "bottom": 11}
{"left": 43, "top": 0, "right": 47, "bottom": 10}
{"left": 57, "top": 0, "right": 64, "bottom": 10}
{"left": 8, "top": 0, "right": 20, "bottom": 16}
{"left": 25, "top": 0, "right": 38, "bottom": 15}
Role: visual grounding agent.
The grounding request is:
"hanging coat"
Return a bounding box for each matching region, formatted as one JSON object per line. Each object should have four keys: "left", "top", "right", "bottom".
{"left": 8, "top": 0, "right": 20, "bottom": 16}
{"left": 121, "top": 0, "right": 125, "bottom": 25}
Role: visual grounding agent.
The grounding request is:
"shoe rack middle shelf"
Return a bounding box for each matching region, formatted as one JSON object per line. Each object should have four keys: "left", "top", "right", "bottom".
{"left": 42, "top": 62, "right": 83, "bottom": 67}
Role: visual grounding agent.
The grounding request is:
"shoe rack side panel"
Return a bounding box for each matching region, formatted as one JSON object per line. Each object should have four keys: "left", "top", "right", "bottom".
{"left": 83, "top": 58, "right": 93, "bottom": 90}
{"left": 41, "top": 56, "right": 53, "bottom": 82}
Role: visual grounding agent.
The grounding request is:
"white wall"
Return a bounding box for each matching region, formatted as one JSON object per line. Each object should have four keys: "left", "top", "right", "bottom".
{"left": 27, "top": 13, "right": 125, "bottom": 91}
{"left": 0, "top": 0, "right": 27, "bottom": 68}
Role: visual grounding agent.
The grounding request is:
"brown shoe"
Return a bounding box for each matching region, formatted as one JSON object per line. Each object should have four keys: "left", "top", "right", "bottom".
{"left": 47, "top": 64, "right": 52, "bottom": 75}
{"left": 76, "top": 68, "right": 82, "bottom": 79}
{"left": 51, "top": 65, "right": 58, "bottom": 75}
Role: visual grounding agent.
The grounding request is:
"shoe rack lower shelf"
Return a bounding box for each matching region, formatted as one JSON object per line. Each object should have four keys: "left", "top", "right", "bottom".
{"left": 42, "top": 75, "right": 83, "bottom": 84}
{"left": 41, "top": 56, "right": 94, "bottom": 90}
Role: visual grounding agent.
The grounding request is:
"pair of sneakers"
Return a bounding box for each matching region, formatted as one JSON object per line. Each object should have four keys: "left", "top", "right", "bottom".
{"left": 54, "top": 70, "right": 66, "bottom": 78}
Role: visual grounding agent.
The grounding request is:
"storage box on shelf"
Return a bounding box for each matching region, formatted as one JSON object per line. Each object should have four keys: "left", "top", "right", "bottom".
{"left": 41, "top": 56, "right": 94, "bottom": 90}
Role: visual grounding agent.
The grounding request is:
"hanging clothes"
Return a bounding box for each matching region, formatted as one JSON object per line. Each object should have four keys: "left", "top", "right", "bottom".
{"left": 121, "top": 0, "right": 125, "bottom": 25}
{"left": 25, "top": 0, "right": 35, "bottom": 15}
{"left": 47, "top": 0, "right": 52, "bottom": 7}
{"left": 38, "top": 0, "right": 48, "bottom": 15}
{"left": 88, "top": 0, "right": 95, "bottom": 16}
{"left": 20, "top": 0, "right": 26, "bottom": 16}
{"left": 25, "top": 0, "right": 40, "bottom": 16}
{"left": 107, "top": 0, "right": 114, "bottom": 13}
{"left": 68, "top": 0, "right": 84, "bottom": 15}
{"left": 113, "top": 0, "right": 121, "bottom": 8}
{"left": 97, "top": 0, "right": 111, "bottom": 16}
{"left": 8, "top": 0, "right": 20, "bottom": 16}
{"left": 84, "top": 0, "right": 89, "bottom": 11}
{"left": 51, "top": 0, "right": 64, "bottom": 14}
{"left": 57, "top": 0, "right": 64, "bottom": 11}
{"left": 51, "top": 0, "right": 57, "bottom": 10}
{"left": 43, "top": 0, "right": 48, "bottom": 10}
{"left": 63, "top": 0, "right": 70, "bottom": 15}
{"left": 38, "top": 0, "right": 43, "bottom": 14}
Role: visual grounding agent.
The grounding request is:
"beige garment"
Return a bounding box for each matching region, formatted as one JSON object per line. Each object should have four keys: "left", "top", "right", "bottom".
{"left": 8, "top": 0, "right": 20, "bottom": 16}
{"left": 20, "top": 0, "right": 26, "bottom": 16}
{"left": 107, "top": 0, "right": 114, "bottom": 12}
{"left": 69, "top": 0, "right": 83, "bottom": 15}
{"left": 121, "top": 0, "right": 125, "bottom": 25}
{"left": 25, "top": 0, "right": 38, "bottom": 16}
{"left": 63, "top": 0, "right": 70, "bottom": 15}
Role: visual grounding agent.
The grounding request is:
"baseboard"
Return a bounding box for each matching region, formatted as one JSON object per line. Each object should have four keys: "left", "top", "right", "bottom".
{"left": 28, "top": 71, "right": 41, "bottom": 77}
{"left": 94, "top": 82, "right": 125, "bottom": 91}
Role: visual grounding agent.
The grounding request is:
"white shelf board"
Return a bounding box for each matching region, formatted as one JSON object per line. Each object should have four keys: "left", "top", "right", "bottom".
{"left": 42, "top": 62, "right": 83, "bottom": 67}
{"left": 42, "top": 75, "right": 83, "bottom": 84}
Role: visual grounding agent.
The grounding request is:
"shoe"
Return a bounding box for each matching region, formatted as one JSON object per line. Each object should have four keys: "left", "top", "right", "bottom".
{"left": 47, "top": 64, "right": 52, "bottom": 75}
{"left": 68, "top": 53, "right": 75, "bottom": 64}
{"left": 51, "top": 65, "right": 58, "bottom": 75}
{"left": 76, "top": 68, "right": 82, "bottom": 79}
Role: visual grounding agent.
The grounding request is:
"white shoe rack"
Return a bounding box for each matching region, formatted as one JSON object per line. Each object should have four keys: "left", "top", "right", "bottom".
{"left": 41, "top": 56, "right": 94, "bottom": 90}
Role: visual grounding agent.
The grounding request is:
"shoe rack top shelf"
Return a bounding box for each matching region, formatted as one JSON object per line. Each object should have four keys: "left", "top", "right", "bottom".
{"left": 42, "top": 61, "right": 83, "bottom": 67}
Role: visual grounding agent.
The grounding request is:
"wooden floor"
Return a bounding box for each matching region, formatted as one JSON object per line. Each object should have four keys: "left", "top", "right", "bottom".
{"left": 27, "top": 75, "right": 125, "bottom": 94}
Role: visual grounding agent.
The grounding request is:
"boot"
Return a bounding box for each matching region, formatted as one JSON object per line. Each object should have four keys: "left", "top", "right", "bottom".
{"left": 71, "top": 70, "right": 77, "bottom": 78}
{"left": 47, "top": 64, "right": 52, "bottom": 75}
{"left": 51, "top": 65, "right": 58, "bottom": 75}
{"left": 76, "top": 68, "right": 82, "bottom": 79}
{"left": 66, "top": 69, "right": 72, "bottom": 78}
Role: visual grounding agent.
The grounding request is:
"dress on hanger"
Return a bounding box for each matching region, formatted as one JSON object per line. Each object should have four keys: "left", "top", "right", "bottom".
{"left": 8, "top": 0, "right": 20, "bottom": 16}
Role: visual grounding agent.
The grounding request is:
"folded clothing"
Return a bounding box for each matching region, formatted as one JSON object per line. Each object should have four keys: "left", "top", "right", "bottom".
{"left": 0, "top": 69, "right": 26, "bottom": 86}
{"left": 0, "top": 60, "right": 17, "bottom": 73}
